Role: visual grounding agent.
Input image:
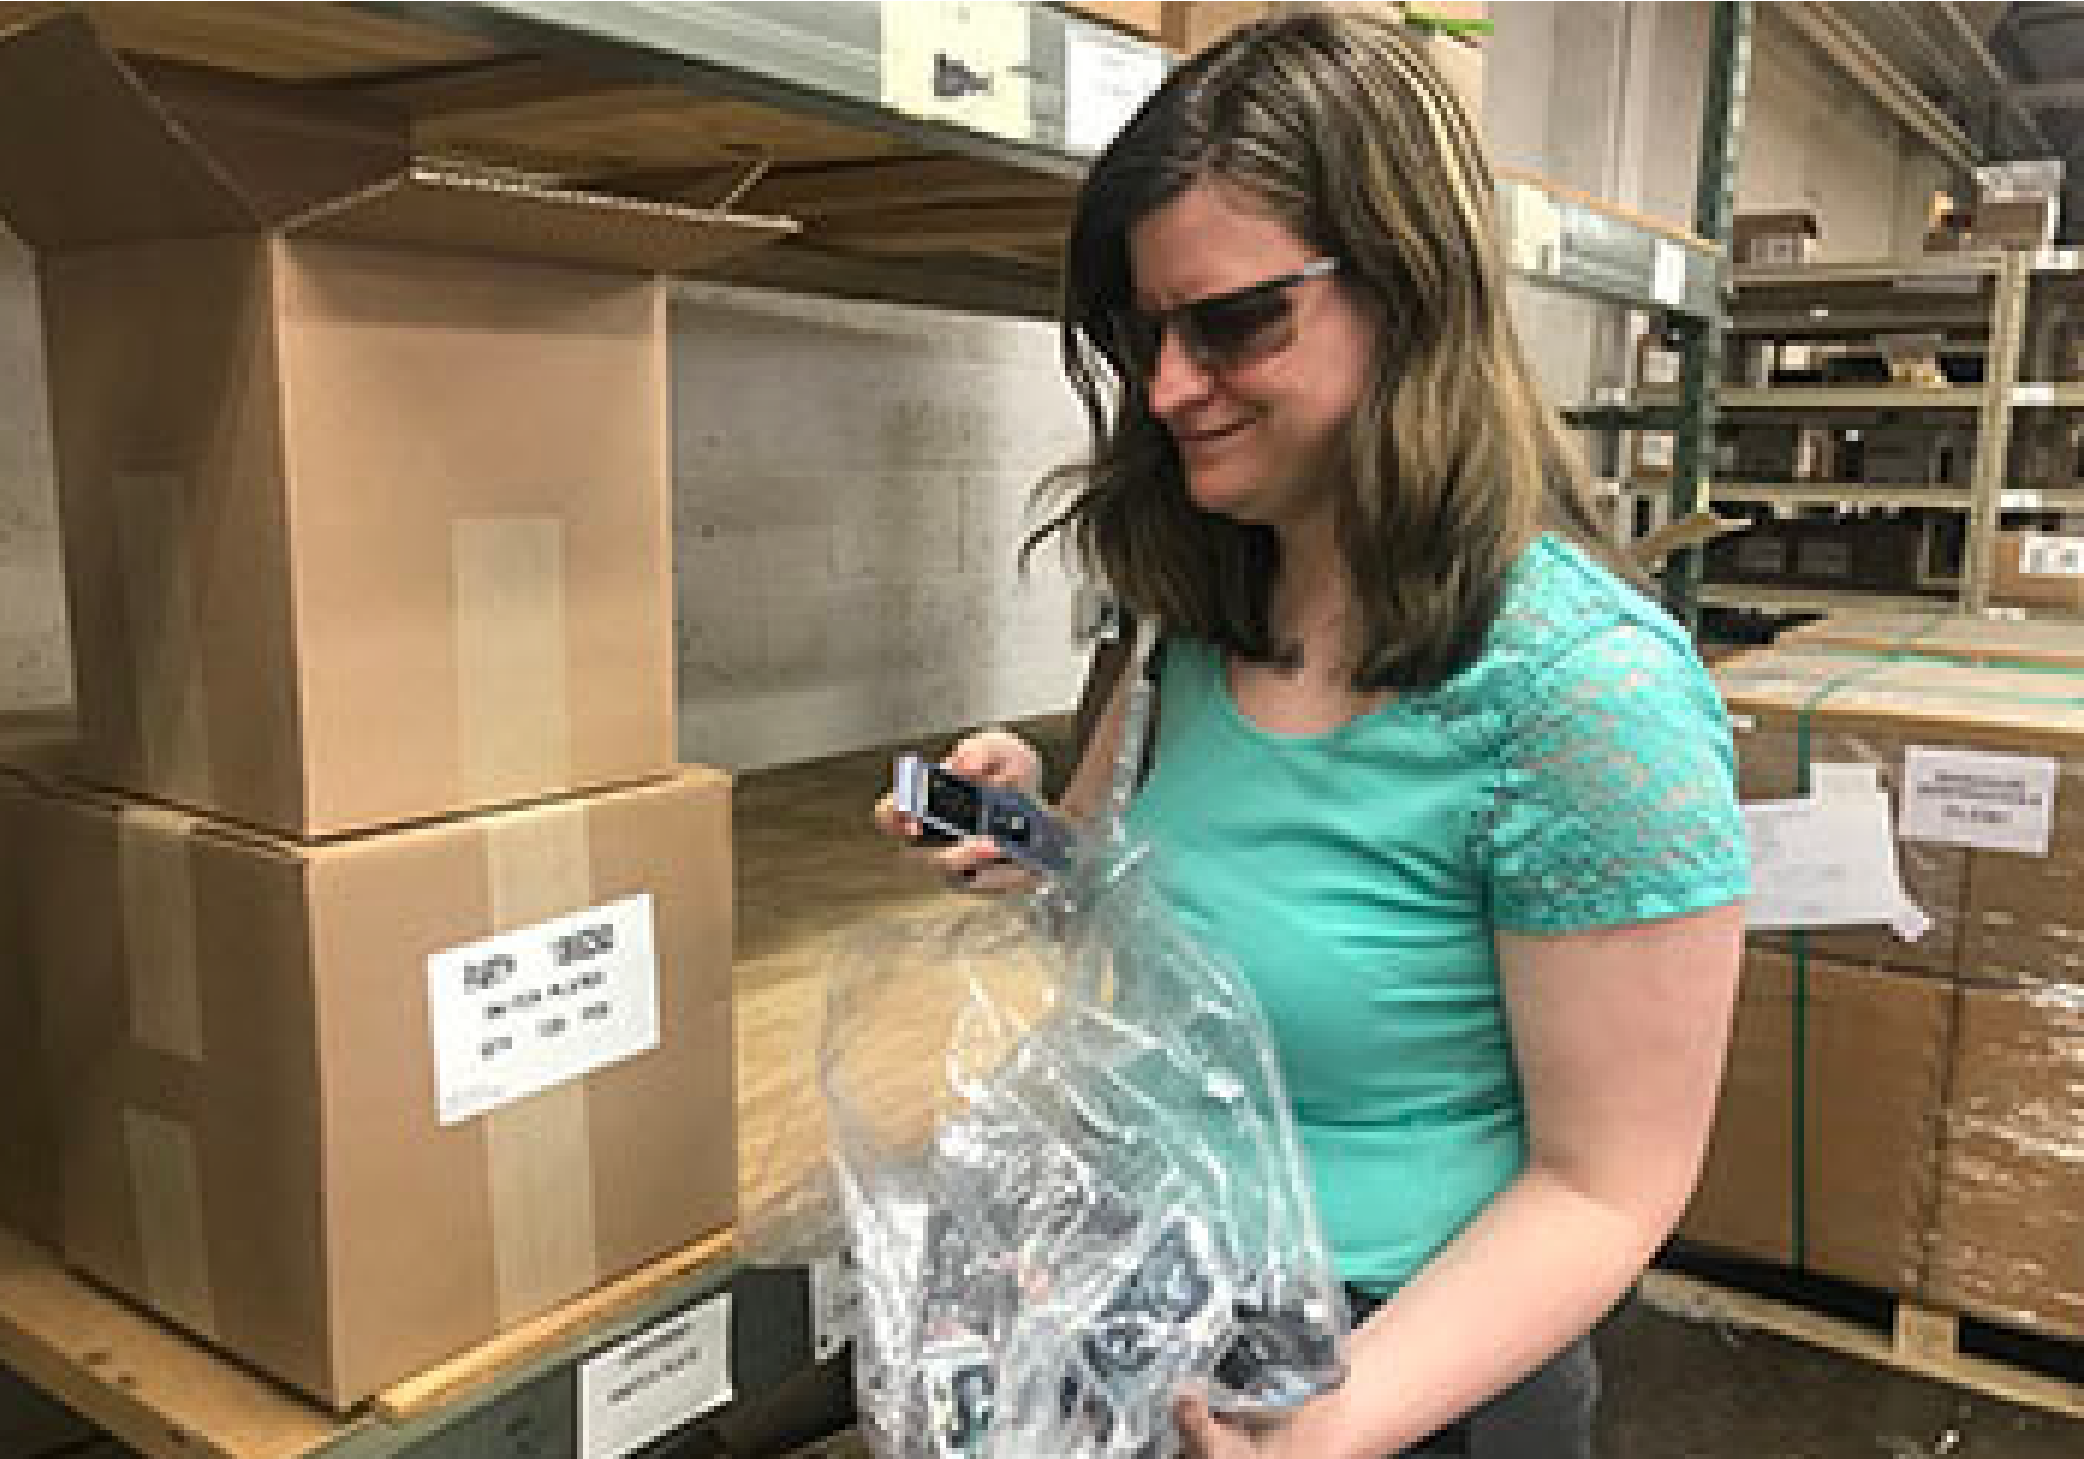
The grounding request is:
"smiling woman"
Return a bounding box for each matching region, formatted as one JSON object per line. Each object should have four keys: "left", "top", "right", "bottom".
{"left": 871, "top": 8, "right": 1749, "bottom": 1458}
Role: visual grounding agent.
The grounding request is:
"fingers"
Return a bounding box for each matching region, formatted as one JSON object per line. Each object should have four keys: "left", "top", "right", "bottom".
{"left": 945, "top": 730, "right": 1044, "bottom": 794}
{"left": 1174, "top": 1395, "right": 1226, "bottom": 1458}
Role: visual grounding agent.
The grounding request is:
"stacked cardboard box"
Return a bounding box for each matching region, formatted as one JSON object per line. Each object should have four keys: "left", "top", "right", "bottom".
{"left": 0, "top": 15, "right": 791, "bottom": 1408}
{"left": 1691, "top": 642, "right": 2084, "bottom": 1341}
{"left": 1159, "top": 3, "right": 1486, "bottom": 113}
{"left": 1731, "top": 211, "right": 1821, "bottom": 267}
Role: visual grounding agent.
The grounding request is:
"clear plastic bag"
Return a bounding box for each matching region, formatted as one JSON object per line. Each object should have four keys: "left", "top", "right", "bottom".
{"left": 821, "top": 838, "right": 1349, "bottom": 1458}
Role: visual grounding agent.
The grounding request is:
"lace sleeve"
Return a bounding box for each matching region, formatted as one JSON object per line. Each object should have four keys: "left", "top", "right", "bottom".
{"left": 1485, "top": 624, "right": 1749, "bottom": 933}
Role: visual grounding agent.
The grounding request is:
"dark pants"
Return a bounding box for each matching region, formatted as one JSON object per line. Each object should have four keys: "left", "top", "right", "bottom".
{"left": 1346, "top": 1288, "right": 1600, "bottom": 1458}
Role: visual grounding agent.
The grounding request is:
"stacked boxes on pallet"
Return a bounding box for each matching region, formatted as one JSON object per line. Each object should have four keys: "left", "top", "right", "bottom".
{"left": 0, "top": 16, "right": 790, "bottom": 1408}
{"left": 1687, "top": 633, "right": 2084, "bottom": 1341}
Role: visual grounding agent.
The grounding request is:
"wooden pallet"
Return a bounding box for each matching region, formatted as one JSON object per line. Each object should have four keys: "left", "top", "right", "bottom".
{"left": 0, "top": 1223, "right": 735, "bottom": 1459}
{"left": 1640, "top": 1264, "right": 2084, "bottom": 1422}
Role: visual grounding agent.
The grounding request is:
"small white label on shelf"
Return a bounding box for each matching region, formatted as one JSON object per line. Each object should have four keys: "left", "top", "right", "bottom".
{"left": 881, "top": 1, "right": 1034, "bottom": 140}
{"left": 1508, "top": 183, "right": 1562, "bottom": 276}
{"left": 2036, "top": 248, "right": 2081, "bottom": 271}
{"left": 1900, "top": 746, "right": 2058, "bottom": 856}
{"left": 810, "top": 1256, "right": 862, "bottom": 1363}
{"left": 1063, "top": 30, "right": 1165, "bottom": 153}
{"left": 1728, "top": 714, "right": 1755, "bottom": 732}
{"left": 2003, "top": 490, "right": 2044, "bottom": 510}
{"left": 1742, "top": 783, "right": 1926, "bottom": 938}
{"left": 426, "top": 894, "right": 659, "bottom": 1126}
{"left": 2015, "top": 384, "right": 2058, "bottom": 406}
{"left": 2020, "top": 533, "right": 2084, "bottom": 577}
{"left": 579, "top": 1297, "right": 734, "bottom": 1459}
{"left": 1652, "top": 240, "right": 1687, "bottom": 308}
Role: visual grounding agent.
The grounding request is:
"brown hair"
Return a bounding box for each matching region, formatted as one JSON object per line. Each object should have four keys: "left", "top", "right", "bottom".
{"left": 1026, "top": 5, "right": 1623, "bottom": 691}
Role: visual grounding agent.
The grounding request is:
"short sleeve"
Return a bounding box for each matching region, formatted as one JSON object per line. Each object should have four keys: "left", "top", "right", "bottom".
{"left": 1486, "top": 624, "right": 1749, "bottom": 933}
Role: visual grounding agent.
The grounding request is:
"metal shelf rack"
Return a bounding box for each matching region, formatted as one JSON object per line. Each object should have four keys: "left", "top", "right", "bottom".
{"left": 1629, "top": 246, "right": 2084, "bottom": 621}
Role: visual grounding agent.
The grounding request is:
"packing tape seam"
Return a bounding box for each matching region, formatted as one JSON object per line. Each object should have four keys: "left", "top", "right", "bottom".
{"left": 1786, "top": 608, "right": 1949, "bottom": 1269}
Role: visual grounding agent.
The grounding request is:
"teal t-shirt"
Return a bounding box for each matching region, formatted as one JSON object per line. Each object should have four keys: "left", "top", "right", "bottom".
{"left": 1123, "top": 533, "right": 1749, "bottom": 1291}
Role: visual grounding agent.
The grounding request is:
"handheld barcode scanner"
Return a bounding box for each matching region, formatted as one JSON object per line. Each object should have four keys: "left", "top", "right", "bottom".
{"left": 893, "top": 754, "right": 1075, "bottom": 875}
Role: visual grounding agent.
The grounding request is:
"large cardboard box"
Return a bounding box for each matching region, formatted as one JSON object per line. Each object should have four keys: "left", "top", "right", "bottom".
{"left": 1160, "top": 3, "right": 1484, "bottom": 112}
{"left": 16, "top": 768, "right": 736, "bottom": 1408}
{"left": 1991, "top": 532, "right": 2084, "bottom": 614}
{"left": 1732, "top": 211, "right": 1821, "bottom": 268}
{"left": 0, "top": 772, "right": 61, "bottom": 1249}
{"left": 0, "top": 17, "right": 789, "bottom": 838}
{"left": 1720, "top": 647, "right": 2084, "bottom": 988}
{"left": 1926, "top": 983, "right": 2084, "bottom": 1340}
{"left": 1785, "top": 610, "right": 2084, "bottom": 671}
{"left": 1680, "top": 951, "right": 1955, "bottom": 1294}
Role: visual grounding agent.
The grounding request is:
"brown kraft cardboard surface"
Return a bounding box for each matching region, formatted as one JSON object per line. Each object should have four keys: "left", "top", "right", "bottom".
{"left": 25, "top": 769, "right": 736, "bottom": 1408}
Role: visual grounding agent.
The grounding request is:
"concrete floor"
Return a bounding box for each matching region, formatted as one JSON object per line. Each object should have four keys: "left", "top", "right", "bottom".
{"left": 10, "top": 720, "right": 2084, "bottom": 1457}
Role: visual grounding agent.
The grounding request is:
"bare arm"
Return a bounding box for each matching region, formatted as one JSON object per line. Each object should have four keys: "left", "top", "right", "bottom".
{"left": 1180, "top": 902, "right": 1743, "bottom": 1458}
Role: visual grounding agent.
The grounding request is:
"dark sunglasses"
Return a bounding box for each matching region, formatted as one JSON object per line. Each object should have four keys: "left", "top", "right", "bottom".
{"left": 1107, "top": 257, "right": 1340, "bottom": 381}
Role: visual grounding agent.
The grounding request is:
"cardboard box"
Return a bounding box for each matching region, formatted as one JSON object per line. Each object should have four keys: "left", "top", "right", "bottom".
{"left": 1159, "top": 3, "right": 1484, "bottom": 111}
{"left": 1062, "top": 1, "right": 1167, "bottom": 39}
{"left": 1720, "top": 647, "right": 2084, "bottom": 988}
{"left": 1860, "top": 426, "right": 1952, "bottom": 487}
{"left": 1732, "top": 211, "right": 1821, "bottom": 268}
{"left": 1725, "top": 683, "right": 1968, "bottom": 980}
{"left": 1629, "top": 429, "right": 1677, "bottom": 481}
{"left": 1784, "top": 612, "right": 2084, "bottom": 671}
{"left": 1713, "top": 518, "right": 1923, "bottom": 591}
{"left": 0, "top": 771, "right": 62, "bottom": 1249}
{"left": 1992, "top": 531, "right": 2084, "bottom": 613}
{"left": 1727, "top": 424, "right": 1823, "bottom": 483}
{"left": 0, "top": 706, "right": 77, "bottom": 781}
{"left": 1925, "top": 983, "right": 2084, "bottom": 1340}
{"left": 15, "top": 768, "right": 736, "bottom": 1408}
{"left": 1680, "top": 950, "right": 1954, "bottom": 1295}
{"left": 1970, "top": 195, "right": 2059, "bottom": 250}
{"left": 0, "top": 17, "right": 790, "bottom": 838}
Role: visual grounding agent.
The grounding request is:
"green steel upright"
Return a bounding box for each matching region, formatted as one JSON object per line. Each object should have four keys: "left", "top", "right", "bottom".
{"left": 1661, "top": 0, "right": 1753, "bottom": 626}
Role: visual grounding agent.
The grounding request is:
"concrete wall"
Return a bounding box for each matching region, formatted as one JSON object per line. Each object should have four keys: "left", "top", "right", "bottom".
{"left": 668, "top": 284, "right": 1089, "bottom": 772}
{"left": 0, "top": 235, "right": 68, "bottom": 712}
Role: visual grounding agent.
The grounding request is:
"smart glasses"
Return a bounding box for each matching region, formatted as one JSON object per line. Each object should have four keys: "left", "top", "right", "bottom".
{"left": 1108, "top": 257, "right": 1339, "bottom": 381}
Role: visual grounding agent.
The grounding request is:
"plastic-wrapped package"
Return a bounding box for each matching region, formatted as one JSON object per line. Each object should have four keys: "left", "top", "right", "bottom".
{"left": 820, "top": 837, "right": 1347, "bottom": 1458}
{"left": 1705, "top": 634, "right": 2084, "bottom": 1341}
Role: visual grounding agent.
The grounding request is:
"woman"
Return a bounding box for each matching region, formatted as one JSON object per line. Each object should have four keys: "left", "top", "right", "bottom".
{"left": 875, "top": 9, "right": 1747, "bottom": 1456}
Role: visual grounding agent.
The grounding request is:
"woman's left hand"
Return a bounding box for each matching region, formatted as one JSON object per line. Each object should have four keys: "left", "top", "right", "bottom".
{"left": 1174, "top": 1396, "right": 1325, "bottom": 1459}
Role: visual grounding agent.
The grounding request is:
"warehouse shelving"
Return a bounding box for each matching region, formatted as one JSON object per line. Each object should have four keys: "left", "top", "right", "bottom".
{"left": 1622, "top": 244, "right": 2084, "bottom": 620}
{"left": 0, "top": 3, "right": 1745, "bottom": 1457}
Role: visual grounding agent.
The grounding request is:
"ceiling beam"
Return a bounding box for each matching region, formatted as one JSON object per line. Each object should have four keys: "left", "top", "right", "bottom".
{"left": 1782, "top": 3, "right": 1978, "bottom": 170}
{"left": 1931, "top": 2, "right": 2051, "bottom": 153}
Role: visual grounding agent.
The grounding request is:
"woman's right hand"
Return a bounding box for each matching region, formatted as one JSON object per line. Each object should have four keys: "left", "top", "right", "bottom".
{"left": 871, "top": 729, "right": 1047, "bottom": 895}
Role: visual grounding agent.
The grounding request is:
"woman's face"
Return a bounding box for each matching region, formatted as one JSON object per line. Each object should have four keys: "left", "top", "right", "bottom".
{"left": 1124, "top": 179, "right": 1376, "bottom": 531}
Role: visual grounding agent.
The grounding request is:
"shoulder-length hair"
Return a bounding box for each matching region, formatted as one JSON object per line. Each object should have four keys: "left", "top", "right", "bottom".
{"left": 1026, "top": 5, "right": 1624, "bottom": 691}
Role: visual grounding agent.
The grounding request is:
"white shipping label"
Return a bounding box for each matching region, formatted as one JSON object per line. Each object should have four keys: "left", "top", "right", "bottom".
{"left": 1508, "top": 184, "right": 1562, "bottom": 275}
{"left": 1064, "top": 29, "right": 1165, "bottom": 154}
{"left": 579, "top": 1297, "right": 733, "bottom": 1459}
{"left": 1900, "top": 746, "right": 2059, "bottom": 855}
{"left": 2020, "top": 533, "right": 2084, "bottom": 577}
{"left": 1742, "top": 791, "right": 1928, "bottom": 938}
{"left": 427, "top": 894, "right": 659, "bottom": 1126}
{"left": 1652, "top": 239, "right": 1687, "bottom": 308}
